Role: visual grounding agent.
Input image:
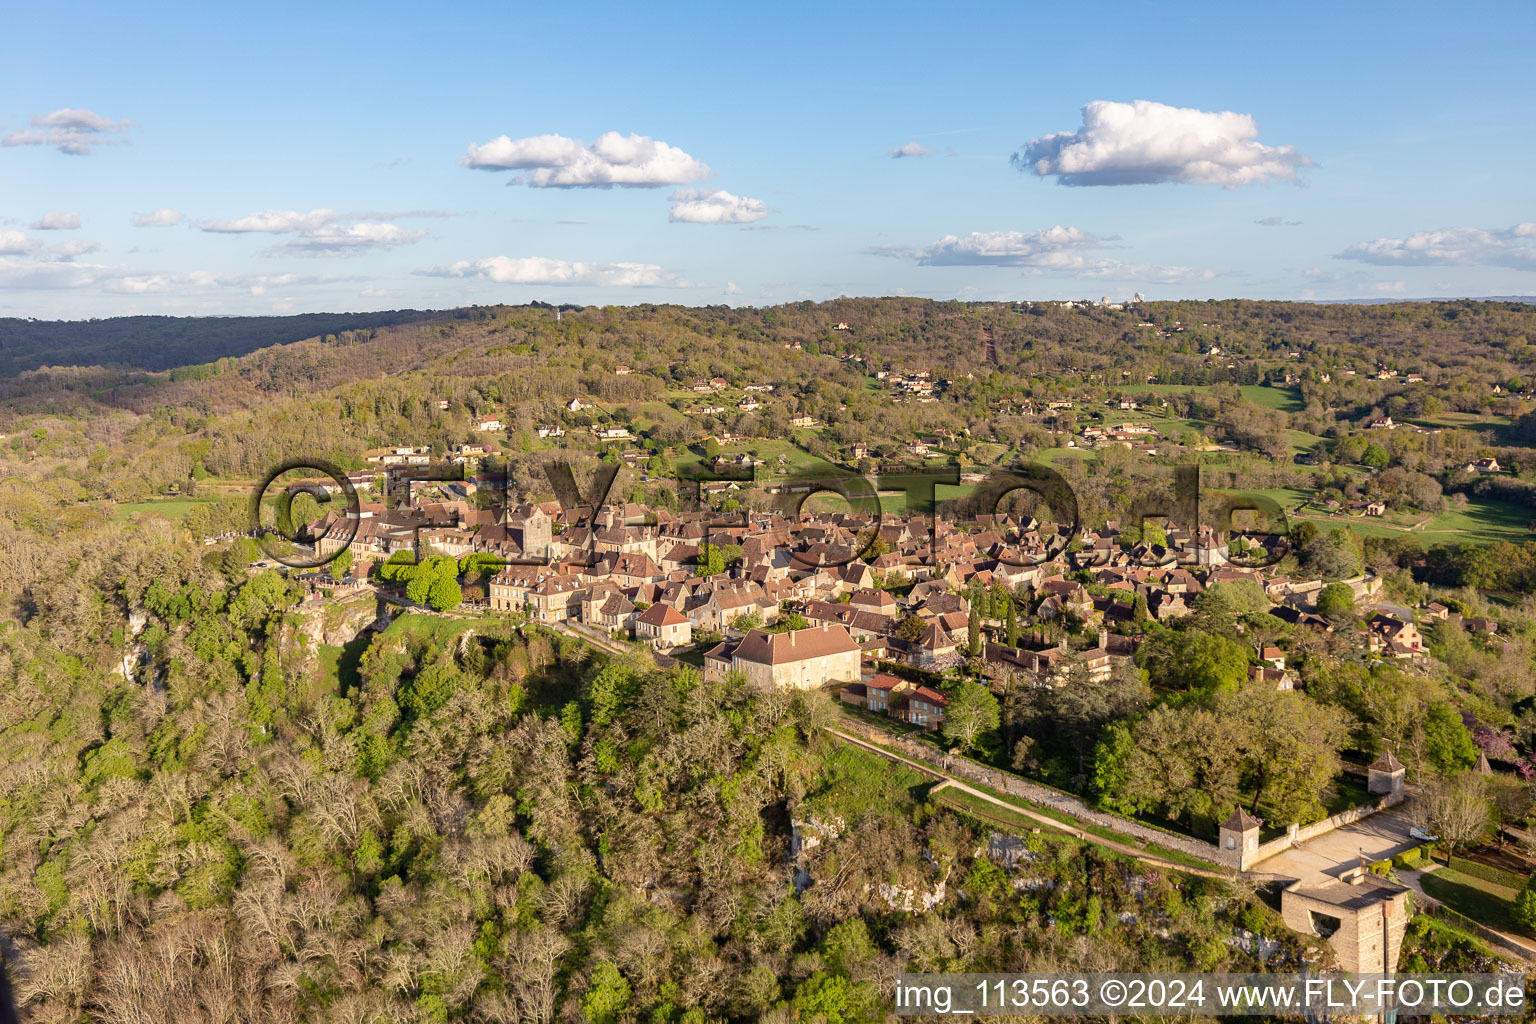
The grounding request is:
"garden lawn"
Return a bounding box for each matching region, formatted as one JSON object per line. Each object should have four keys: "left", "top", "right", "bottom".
{"left": 1419, "top": 867, "right": 1523, "bottom": 936}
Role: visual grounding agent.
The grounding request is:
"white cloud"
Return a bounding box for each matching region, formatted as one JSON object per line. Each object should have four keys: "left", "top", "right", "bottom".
{"left": 0, "top": 257, "right": 113, "bottom": 289}
{"left": 1337, "top": 223, "right": 1536, "bottom": 270}
{"left": 195, "top": 208, "right": 446, "bottom": 256}
{"left": 888, "top": 141, "right": 933, "bottom": 159}
{"left": 0, "top": 230, "right": 96, "bottom": 260}
{"left": 31, "top": 210, "right": 81, "bottom": 230}
{"left": 40, "top": 239, "right": 99, "bottom": 260}
{"left": 871, "top": 226, "right": 1100, "bottom": 266}
{"left": 872, "top": 225, "right": 1217, "bottom": 283}
{"left": 132, "top": 207, "right": 185, "bottom": 227}
{"left": 1370, "top": 280, "right": 1407, "bottom": 293}
{"left": 667, "top": 188, "right": 767, "bottom": 224}
{"left": 0, "top": 230, "right": 39, "bottom": 256}
{"left": 2, "top": 108, "right": 132, "bottom": 155}
{"left": 1014, "top": 100, "right": 1312, "bottom": 187}
{"left": 460, "top": 131, "right": 709, "bottom": 188}
{"left": 1256, "top": 216, "right": 1301, "bottom": 227}
{"left": 416, "top": 255, "right": 696, "bottom": 288}
{"left": 724, "top": 281, "right": 741, "bottom": 295}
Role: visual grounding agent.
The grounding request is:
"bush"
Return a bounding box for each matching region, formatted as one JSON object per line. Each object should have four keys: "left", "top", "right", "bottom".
{"left": 1510, "top": 876, "right": 1536, "bottom": 933}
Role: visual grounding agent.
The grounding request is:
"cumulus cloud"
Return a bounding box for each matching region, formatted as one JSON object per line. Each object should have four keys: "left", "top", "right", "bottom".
{"left": 31, "top": 210, "right": 81, "bottom": 230}
{"left": 460, "top": 131, "right": 709, "bottom": 188}
{"left": 0, "top": 230, "right": 97, "bottom": 260}
{"left": 870, "top": 226, "right": 1100, "bottom": 267}
{"left": 872, "top": 225, "right": 1217, "bottom": 283}
{"left": 3, "top": 108, "right": 132, "bottom": 155}
{"left": 1256, "top": 216, "right": 1301, "bottom": 227}
{"left": 724, "top": 282, "right": 741, "bottom": 295}
{"left": 41, "top": 239, "right": 99, "bottom": 260}
{"left": 1013, "top": 100, "right": 1312, "bottom": 187}
{"left": 0, "top": 230, "right": 38, "bottom": 256}
{"left": 888, "top": 141, "right": 932, "bottom": 159}
{"left": 416, "top": 255, "right": 696, "bottom": 288}
{"left": 1337, "top": 223, "right": 1536, "bottom": 270}
{"left": 195, "top": 208, "right": 448, "bottom": 256}
{"left": 668, "top": 188, "right": 767, "bottom": 224}
{"left": 132, "top": 207, "right": 185, "bottom": 227}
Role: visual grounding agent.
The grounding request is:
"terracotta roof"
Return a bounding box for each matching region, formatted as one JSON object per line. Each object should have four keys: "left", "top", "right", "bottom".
{"left": 910, "top": 686, "right": 948, "bottom": 706}
{"left": 865, "top": 673, "right": 907, "bottom": 692}
{"left": 636, "top": 603, "right": 688, "bottom": 627}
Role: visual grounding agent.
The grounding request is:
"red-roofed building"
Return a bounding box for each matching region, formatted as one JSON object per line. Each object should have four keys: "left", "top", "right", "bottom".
{"left": 634, "top": 602, "right": 692, "bottom": 649}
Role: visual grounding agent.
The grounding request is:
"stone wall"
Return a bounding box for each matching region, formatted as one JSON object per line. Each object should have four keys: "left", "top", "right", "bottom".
{"left": 1251, "top": 793, "right": 1406, "bottom": 865}
{"left": 832, "top": 717, "right": 1227, "bottom": 867}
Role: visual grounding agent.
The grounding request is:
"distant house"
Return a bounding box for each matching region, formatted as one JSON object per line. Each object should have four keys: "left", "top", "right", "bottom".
{"left": 615, "top": 365, "right": 632, "bottom": 375}
{"left": 1366, "top": 416, "right": 1396, "bottom": 430}
{"left": 567, "top": 398, "right": 588, "bottom": 412}
{"left": 593, "top": 425, "right": 633, "bottom": 441}
{"left": 536, "top": 424, "right": 565, "bottom": 439}
{"left": 1367, "top": 615, "right": 1423, "bottom": 659}
{"left": 364, "top": 445, "right": 430, "bottom": 466}
{"left": 1249, "top": 664, "right": 1296, "bottom": 691}
{"left": 633, "top": 603, "right": 692, "bottom": 649}
{"left": 476, "top": 417, "right": 504, "bottom": 432}
{"left": 861, "top": 673, "right": 910, "bottom": 712}
{"left": 1464, "top": 457, "right": 1501, "bottom": 474}
{"left": 790, "top": 414, "right": 817, "bottom": 428}
{"left": 897, "top": 686, "right": 948, "bottom": 730}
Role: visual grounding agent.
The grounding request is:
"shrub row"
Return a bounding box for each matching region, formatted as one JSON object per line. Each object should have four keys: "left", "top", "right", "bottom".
{"left": 1447, "top": 855, "right": 1529, "bottom": 891}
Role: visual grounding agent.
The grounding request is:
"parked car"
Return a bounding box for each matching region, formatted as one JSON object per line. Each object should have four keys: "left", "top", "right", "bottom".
{"left": 1409, "top": 827, "right": 1439, "bottom": 842}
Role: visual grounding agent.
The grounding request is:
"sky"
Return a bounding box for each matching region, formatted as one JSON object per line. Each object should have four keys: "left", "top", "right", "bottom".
{"left": 2, "top": 0, "right": 1534, "bottom": 318}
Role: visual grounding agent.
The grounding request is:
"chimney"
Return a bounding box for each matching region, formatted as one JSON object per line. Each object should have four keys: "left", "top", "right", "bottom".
{"left": 1098, "top": 628, "right": 1109, "bottom": 649}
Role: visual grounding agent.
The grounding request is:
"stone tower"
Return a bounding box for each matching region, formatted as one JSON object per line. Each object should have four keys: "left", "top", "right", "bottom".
{"left": 506, "top": 504, "right": 552, "bottom": 561}
{"left": 1281, "top": 862, "right": 1411, "bottom": 973}
{"left": 1218, "top": 806, "right": 1263, "bottom": 870}
{"left": 1367, "top": 748, "right": 1406, "bottom": 800}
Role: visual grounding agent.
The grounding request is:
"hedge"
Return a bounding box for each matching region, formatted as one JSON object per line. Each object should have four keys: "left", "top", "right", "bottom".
{"left": 1447, "top": 856, "right": 1529, "bottom": 892}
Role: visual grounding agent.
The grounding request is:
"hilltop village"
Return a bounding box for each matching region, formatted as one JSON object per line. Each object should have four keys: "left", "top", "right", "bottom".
{"left": 301, "top": 484, "right": 1417, "bottom": 708}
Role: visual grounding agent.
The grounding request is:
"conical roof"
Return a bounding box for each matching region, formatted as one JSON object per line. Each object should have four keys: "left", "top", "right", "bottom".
{"left": 1220, "top": 806, "right": 1263, "bottom": 832}
{"left": 1368, "top": 747, "right": 1404, "bottom": 773}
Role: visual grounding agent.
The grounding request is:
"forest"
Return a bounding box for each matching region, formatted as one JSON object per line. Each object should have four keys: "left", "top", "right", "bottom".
{"left": 0, "top": 516, "right": 1422, "bottom": 1023}
{"left": 2, "top": 297, "right": 1536, "bottom": 1021}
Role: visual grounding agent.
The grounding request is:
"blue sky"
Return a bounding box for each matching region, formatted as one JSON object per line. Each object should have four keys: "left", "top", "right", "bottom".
{"left": 2, "top": 0, "right": 1533, "bottom": 317}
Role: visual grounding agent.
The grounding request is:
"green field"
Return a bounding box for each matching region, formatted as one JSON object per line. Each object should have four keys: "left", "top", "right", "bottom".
{"left": 1239, "top": 384, "right": 1304, "bottom": 412}
{"left": 112, "top": 497, "right": 211, "bottom": 521}
{"left": 1419, "top": 498, "right": 1536, "bottom": 546}
{"left": 1403, "top": 411, "right": 1518, "bottom": 443}
{"left": 1118, "top": 383, "right": 1302, "bottom": 414}
{"left": 1221, "top": 486, "right": 1536, "bottom": 548}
